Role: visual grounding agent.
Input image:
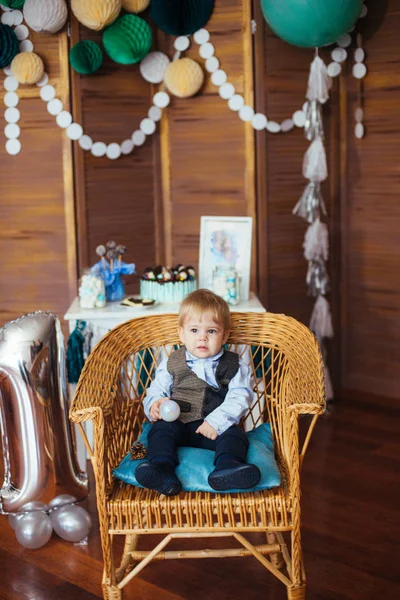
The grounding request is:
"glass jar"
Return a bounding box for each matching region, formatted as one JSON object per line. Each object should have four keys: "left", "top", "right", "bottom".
{"left": 78, "top": 270, "right": 106, "bottom": 309}
{"left": 211, "top": 266, "right": 240, "bottom": 305}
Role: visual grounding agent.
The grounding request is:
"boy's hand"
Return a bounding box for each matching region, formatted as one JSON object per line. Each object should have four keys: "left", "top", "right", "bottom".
{"left": 196, "top": 421, "right": 218, "bottom": 440}
{"left": 149, "top": 398, "right": 169, "bottom": 421}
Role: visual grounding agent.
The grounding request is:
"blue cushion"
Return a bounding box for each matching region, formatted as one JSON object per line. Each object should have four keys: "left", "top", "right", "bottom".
{"left": 113, "top": 422, "right": 281, "bottom": 494}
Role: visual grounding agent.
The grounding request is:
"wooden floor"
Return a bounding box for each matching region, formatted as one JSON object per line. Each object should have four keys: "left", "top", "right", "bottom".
{"left": 0, "top": 393, "right": 399, "bottom": 600}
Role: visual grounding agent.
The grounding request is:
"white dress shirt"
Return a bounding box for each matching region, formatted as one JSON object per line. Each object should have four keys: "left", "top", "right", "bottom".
{"left": 143, "top": 348, "right": 254, "bottom": 435}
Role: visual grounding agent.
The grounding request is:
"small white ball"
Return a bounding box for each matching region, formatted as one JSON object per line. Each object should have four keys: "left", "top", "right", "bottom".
{"left": 56, "top": 110, "right": 72, "bottom": 128}
{"left": 4, "top": 76, "right": 18, "bottom": 92}
{"left": 140, "top": 118, "right": 156, "bottom": 135}
{"left": 354, "top": 47, "right": 365, "bottom": 63}
{"left": 205, "top": 56, "right": 219, "bottom": 73}
{"left": 4, "top": 91, "right": 19, "bottom": 108}
{"left": 160, "top": 400, "right": 180, "bottom": 422}
{"left": 5, "top": 138, "right": 21, "bottom": 155}
{"left": 281, "top": 118, "right": 294, "bottom": 132}
{"left": 193, "top": 28, "right": 210, "bottom": 44}
{"left": 251, "top": 113, "right": 267, "bottom": 130}
{"left": 13, "top": 10, "right": 24, "bottom": 26}
{"left": 47, "top": 98, "right": 63, "bottom": 116}
{"left": 91, "top": 142, "right": 107, "bottom": 157}
{"left": 337, "top": 33, "right": 351, "bottom": 48}
{"left": 228, "top": 94, "right": 244, "bottom": 112}
{"left": 4, "top": 123, "right": 20, "bottom": 139}
{"left": 36, "top": 73, "right": 49, "bottom": 87}
{"left": 199, "top": 42, "right": 214, "bottom": 59}
{"left": 121, "top": 139, "right": 134, "bottom": 155}
{"left": 148, "top": 106, "right": 162, "bottom": 121}
{"left": 19, "top": 40, "right": 34, "bottom": 52}
{"left": 211, "top": 69, "right": 227, "bottom": 87}
{"left": 79, "top": 134, "right": 93, "bottom": 150}
{"left": 219, "top": 82, "right": 235, "bottom": 100}
{"left": 239, "top": 105, "right": 254, "bottom": 122}
{"left": 66, "top": 123, "right": 83, "bottom": 140}
{"left": 1, "top": 11, "right": 14, "bottom": 25}
{"left": 14, "top": 24, "right": 29, "bottom": 40}
{"left": 5, "top": 107, "right": 20, "bottom": 123}
{"left": 331, "top": 47, "right": 347, "bottom": 63}
{"left": 153, "top": 91, "right": 170, "bottom": 108}
{"left": 40, "top": 84, "right": 56, "bottom": 101}
{"left": 266, "top": 120, "right": 281, "bottom": 133}
{"left": 354, "top": 122, "right": 364, "bottom": 139}
{"left": 132, "top": 130, "right": 146, "bottom": 146}
{"left": 293, "top": 110, "right": 306, "bottom": 127}
{"left": 352, "top": 62, "right": 367, "bottom": 79}
{"left": 174, "top": 36, "right": 190, "bottom": 51}
{"left": 106, "top": 143, "right": 121, "bottom": 160}
{"left": 327, "top": 62, "right": 341, "bottom": 77}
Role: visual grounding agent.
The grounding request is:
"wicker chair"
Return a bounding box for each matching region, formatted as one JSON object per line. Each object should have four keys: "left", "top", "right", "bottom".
{"left": 69, "top": 312, "right": 325, "bottom": 600}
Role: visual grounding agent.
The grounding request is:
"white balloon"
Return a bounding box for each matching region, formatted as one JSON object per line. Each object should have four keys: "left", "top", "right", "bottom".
{"left": 14, "top": 512, "right": 52, "bottom": 549}
{"left": 51, "top": 505, "right": 91, "bottom": 543}
{"left": 160, "top": 400, "right": 180, "bottom": 422}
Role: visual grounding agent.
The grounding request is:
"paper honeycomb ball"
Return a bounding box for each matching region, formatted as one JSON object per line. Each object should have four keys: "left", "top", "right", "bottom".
{"left": 0, "top": 24, "right": 19, "bottom": 69}
{"left": 122, "top": 0, "right": 150, "bottom": 13}
{"left": 69, "top": 40, "right": 103, "bottom": 75}
{"left": 139, "top": 51, "right": 170, "bottom": 84}
{"left": 150, "top": 0, "right": 214, "bottom": 36}
{"left": 11, "top": 51, "right": 44, "bottom": 84}
{"left": 71, "top": 0, "right": 121, "bottom": 31}
{"left": 102, "top": 14, "right": 152, "bottom": 65}
{"left": 164, "top": 58, "right": 204, "bottom": 98}
{"left": 260, "top": 0, "right": 363, "bottom": 48}
{"left": 23, "top": 0, "right": 68, "bottom": 34}
{"left": 0, "top": 0, "right": 26, "bottom": 8}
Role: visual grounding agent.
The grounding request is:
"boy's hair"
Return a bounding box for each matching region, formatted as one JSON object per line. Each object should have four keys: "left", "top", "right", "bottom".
{"left": 178, "top": 289, "right": 231, "bottom": 330}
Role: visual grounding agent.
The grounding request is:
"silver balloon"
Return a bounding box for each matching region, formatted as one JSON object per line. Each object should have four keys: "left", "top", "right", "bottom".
{"left": 14, "top": 511, "right": 53, "bottom": 549}
{"left": 48, "top": 494, "right": 77, "bottom": 509}
{"left": 8, "top": 500, "right": 48, "bottom": 530}
{"left": 51, "top": 505, "right": 91, "bottom": 542}
{"left": 0, "top": 312, "right": 88, "bottom": 514}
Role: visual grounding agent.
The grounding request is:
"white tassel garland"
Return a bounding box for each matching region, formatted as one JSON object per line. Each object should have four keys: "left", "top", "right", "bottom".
{"left": 303, "top": 218, "right": 329, "bottom": 261}
{"left": 309, "top": 295, "right": 334, "bottom": 339}
{"left": 303, "top": 137, "right": 328, "bottom": 182}
{"left": 306, "top": 55, "right": 332, "bottom": 104}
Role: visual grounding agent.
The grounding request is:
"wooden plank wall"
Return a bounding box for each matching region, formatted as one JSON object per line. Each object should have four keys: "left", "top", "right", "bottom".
{"left": 0, "top": 32, "right": 76, "bottom": 327}
{"left": 339, "top": 0, "right": 400, "bottom": 398}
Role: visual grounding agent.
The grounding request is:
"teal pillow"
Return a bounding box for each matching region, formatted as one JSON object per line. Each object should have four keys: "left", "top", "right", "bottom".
{"left": 113, "top": 422, "right": 281, "bottom": 494}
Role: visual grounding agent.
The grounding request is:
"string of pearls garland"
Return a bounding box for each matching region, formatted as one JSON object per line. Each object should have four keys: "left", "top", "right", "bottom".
{"left": 2, "top": 2, "right": 367, "bottom": 158}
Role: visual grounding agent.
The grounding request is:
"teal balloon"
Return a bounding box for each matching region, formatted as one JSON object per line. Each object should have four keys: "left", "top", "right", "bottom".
{"left": 0, "top": 24, "right": 19, "bottom": 69}
{"left": 70, "top": 40, "right": 103, "bottom": 75}
{"left": 102, "top": 14, "right": 152, "bottom": 65}
{"left": 260, "top": 0, "right": 363, "bottom": 48}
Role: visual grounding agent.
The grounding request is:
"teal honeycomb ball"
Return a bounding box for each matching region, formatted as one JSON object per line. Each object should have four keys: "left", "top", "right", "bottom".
{"left": 70, "top": 40, "right": 103, "bottom": 75}
{"left": 260, "top": 0, "right": 363, "bottom": 48}
{"left": 102, "top": 14, "right": 152, "bottom": 65}
{"left": 150, "top": 0, "right": 214, "bottom": 36}
{"left": 0, "top": 24, "right": 19, "bottom": 69}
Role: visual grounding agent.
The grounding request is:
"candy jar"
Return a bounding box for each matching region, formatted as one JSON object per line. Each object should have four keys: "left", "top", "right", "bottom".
{"left": 78, "top": 270, "right": 106, "bottom": 309}
{"left": 212, "top": 266, "right": 239, "bottom": 306}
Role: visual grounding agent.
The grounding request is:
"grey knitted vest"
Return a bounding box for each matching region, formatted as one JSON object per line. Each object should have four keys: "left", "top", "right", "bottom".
{"left": 166, "top": 347, "right": 239, "bottom": 423}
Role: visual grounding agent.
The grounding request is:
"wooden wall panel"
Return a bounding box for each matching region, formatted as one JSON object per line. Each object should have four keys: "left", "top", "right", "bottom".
{"left": 0, "top": 32, "right": 75, "bottom": 329}
{"left": 157, "top": 0, "right": 257, "bottom": 288}
{"left": 71, "top": 22, "right": 159, "bottom": 295}
{"left": 340, "top": 0, "right": 400, "bottom": 398}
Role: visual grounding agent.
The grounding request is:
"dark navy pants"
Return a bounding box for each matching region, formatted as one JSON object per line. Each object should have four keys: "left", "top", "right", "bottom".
{"left": 147, "top": 419, "right": 249, "bottom": 468}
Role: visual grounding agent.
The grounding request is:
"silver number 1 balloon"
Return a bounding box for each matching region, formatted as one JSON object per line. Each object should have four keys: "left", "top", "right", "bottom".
{"left": 0, "top": 312, "right": 88, "bottom": 513}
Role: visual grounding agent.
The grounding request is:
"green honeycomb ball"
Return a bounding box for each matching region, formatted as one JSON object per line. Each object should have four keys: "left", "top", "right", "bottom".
{"left": 0, "top": 0, "right": 26, "bottom": 8}
{"left": 0, "top": 24, "right": 19, "bottom": 69}
{"left": 69, "top": 40, "right": 103, "bottom": 75}
{"left": 102, "top": 14, "right": 152, "bottom": 65}
{"left": 150, "top": 0, "right": 214, "bottom": 36}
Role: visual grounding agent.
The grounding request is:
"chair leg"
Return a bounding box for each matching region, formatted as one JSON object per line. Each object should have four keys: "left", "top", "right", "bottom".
{"left": 287, "top": 584, "right": 306, "bottom": 599}
{"left": 115, "top": 534, "right": 140, "bottom": 583}
{"left": 102, "top": 581, "right": 122, "bottom": 600}
{"left": 266, "top": 532, "right": 284, "bottom": 569}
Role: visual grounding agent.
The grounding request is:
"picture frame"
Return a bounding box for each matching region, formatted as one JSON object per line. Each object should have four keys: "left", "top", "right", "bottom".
{"left": 199, "top": 216, "right": 253, "bottom": 301}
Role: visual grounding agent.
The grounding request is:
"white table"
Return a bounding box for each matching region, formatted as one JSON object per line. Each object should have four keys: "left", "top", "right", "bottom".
{"left": 65, "top": 293, "right": 266, "bottom": 469}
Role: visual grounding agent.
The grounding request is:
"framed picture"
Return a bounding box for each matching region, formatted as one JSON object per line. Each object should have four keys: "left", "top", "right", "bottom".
{"left": 199, "top": 216, "right": 253, "bottom": 301}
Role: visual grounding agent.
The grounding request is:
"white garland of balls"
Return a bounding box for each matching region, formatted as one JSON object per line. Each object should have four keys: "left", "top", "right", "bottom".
{"left": 2, "top": 2, "right": 368, "bottom": 158}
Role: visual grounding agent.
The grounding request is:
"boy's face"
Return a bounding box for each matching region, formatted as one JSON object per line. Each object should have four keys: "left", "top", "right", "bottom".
{"left": 179, "top": 311, "right": 229, "bottom": 359}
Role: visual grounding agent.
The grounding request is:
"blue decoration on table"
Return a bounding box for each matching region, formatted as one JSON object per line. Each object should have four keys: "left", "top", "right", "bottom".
{"left": 91, "top": 259, "right": 135, "bottom": 302}
{"left": 113, "top": 422, "right": 281, "bottom": 494}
